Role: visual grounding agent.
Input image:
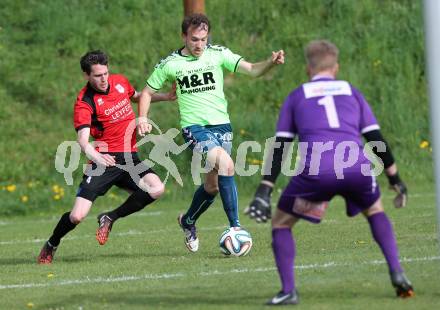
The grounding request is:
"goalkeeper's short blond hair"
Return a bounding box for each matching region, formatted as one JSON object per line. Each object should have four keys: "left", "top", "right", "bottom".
{"left": 305, "top": 40, "right": 339, "bottom": 72}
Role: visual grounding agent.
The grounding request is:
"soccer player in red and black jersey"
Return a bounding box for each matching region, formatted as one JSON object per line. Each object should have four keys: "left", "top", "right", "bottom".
{"left": 38, "top": 50, "right": 176, "bottom": 264}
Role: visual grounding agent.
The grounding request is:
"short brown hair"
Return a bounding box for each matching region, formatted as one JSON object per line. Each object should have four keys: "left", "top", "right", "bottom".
{"left": 305, "top": 40, "right": 339, "bottom": 72}
{"left": 80, "top": 50, "right": 108, "bottom": 74}
{"left": 181, "top": 13, "right": 210, "bottom": 34}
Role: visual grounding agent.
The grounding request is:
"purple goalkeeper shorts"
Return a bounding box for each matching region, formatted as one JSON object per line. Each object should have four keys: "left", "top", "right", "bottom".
{"left": 277, "top": 173, "right": 381, "bottom": 223}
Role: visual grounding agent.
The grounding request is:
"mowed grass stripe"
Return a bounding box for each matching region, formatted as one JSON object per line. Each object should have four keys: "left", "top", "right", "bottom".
{"left": 1, "top": 256, "right": 438, "bottom": 290}
{"left": 0, "top": 191, "right": 435, "bottom": 227}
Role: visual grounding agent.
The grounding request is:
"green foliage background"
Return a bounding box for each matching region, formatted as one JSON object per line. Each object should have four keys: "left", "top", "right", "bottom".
{"left": 0, "top": 0, "right": 431, "bottom": 215}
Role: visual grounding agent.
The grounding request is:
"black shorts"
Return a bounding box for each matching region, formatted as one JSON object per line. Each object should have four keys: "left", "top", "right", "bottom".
{"left": 76, "top": 152, "right": 156, "bottom": 202}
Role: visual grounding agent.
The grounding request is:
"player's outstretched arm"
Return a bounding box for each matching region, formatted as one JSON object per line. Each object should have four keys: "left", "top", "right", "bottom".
{"left": 236, "top": 50, "right": 285, "bottom": 78}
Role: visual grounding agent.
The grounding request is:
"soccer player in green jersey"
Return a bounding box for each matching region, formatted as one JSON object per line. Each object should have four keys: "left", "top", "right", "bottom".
{"left": 139, "top": 13, "right": 284, "bottom": 252}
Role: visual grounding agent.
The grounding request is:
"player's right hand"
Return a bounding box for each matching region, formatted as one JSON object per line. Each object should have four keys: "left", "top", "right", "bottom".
{"left": 245, "top": 183, "right": 273, "bottom": 223}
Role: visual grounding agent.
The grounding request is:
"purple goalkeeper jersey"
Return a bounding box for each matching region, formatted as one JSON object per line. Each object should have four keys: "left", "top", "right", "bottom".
{"left": 276, "top": 76, "right": 379, "bottom": 176}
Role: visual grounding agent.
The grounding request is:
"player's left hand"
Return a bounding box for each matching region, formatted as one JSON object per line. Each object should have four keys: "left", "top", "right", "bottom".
{"left": 137, "top": 117, "right": 152, "bottom": 137}
{"left": 387, "top": 173, "right": 408, "bottom": 208}
{"left": 271, "top": 50, "right": 285, "bottom": 65}
{"left": 391, "top": 181, "right": 408, "bottom": 208}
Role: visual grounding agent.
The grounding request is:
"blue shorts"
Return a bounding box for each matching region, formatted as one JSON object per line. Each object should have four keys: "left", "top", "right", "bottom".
{"left": 181, "top": 123, "right": 233, "bottom": 154}
{"left": 277, "top": 173, "right": 381, "bottom": 223}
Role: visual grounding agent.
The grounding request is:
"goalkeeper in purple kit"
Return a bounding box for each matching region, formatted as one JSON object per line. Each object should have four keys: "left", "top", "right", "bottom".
{"left": 246, "top": 40, "right": 413, "bottom": 305}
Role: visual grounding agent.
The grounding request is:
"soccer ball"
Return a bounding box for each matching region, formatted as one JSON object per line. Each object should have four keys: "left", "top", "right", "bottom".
{"left": 219, "top": 227, "right": 253, "bottom": 257}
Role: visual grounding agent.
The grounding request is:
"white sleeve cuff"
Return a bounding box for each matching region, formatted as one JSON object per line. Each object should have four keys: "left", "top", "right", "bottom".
{"left": 276, "top": 131, "right": 296, "bottom": 138}
{"left": 361, "top": 124, "right": 380, "bottom": 134}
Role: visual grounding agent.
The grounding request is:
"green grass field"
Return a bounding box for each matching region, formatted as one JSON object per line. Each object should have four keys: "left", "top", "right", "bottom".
{"left": 1, "top": 188, "right": 439, "bottom": 310}
{"left": 0, "top": 1, "right": 438, "bottom": 309}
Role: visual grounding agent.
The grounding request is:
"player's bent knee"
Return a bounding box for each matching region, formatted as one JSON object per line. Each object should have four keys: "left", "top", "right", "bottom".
{"left": 363, "top": 198, "right": 384, "bottom": 217}
{"left": 272, "top": 218, "right": 292, "bottom": 229}
{"left": 140, "top": 173, "right": 164, "bottom": 199}
{"left": 272, "top": 221, "right": 293, "bottom": 229}
{"left": 210, "top": 147, "right": 235, "bottom": 176}
{"left": 204, "top": 179, "right": 219, "bottom": 194}
{"left": 69, "top": 213, "right": 85, "bottom": 224}
{"left": 226, "top": 161, "right": 235, "bottom": 176}
{"left": 205, "top": 185, "right": 219, "bottom": 195}
{"left": 218, "top": 157, "right": 235, "bottom": 176}
{"left": 272, "top": 208, "right": 298, "bottom": 228}
{"left": 148, "top": 183, "right": 165, "bottom": 199}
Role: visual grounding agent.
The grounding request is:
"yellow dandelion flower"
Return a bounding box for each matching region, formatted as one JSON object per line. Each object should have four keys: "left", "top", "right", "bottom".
{"left": 6, "top": 184, "right": 16, "bottom": 192}
{"left": 420, "top": 140, "right": 429, "bottom": 149}
{"left": 26, "top": 302, "right": 34, "bottom": 308}
{"left": 21, "top": 195, "right": 29, "bottom": 203}
{"left": 53, "top": 194, "right": 61, "bottom": 200}
{"left": 47, "top": 273, "right": 54, "bottom": 278}
{"left": 52, "top": 185, "right": 60, "bottom": 193}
